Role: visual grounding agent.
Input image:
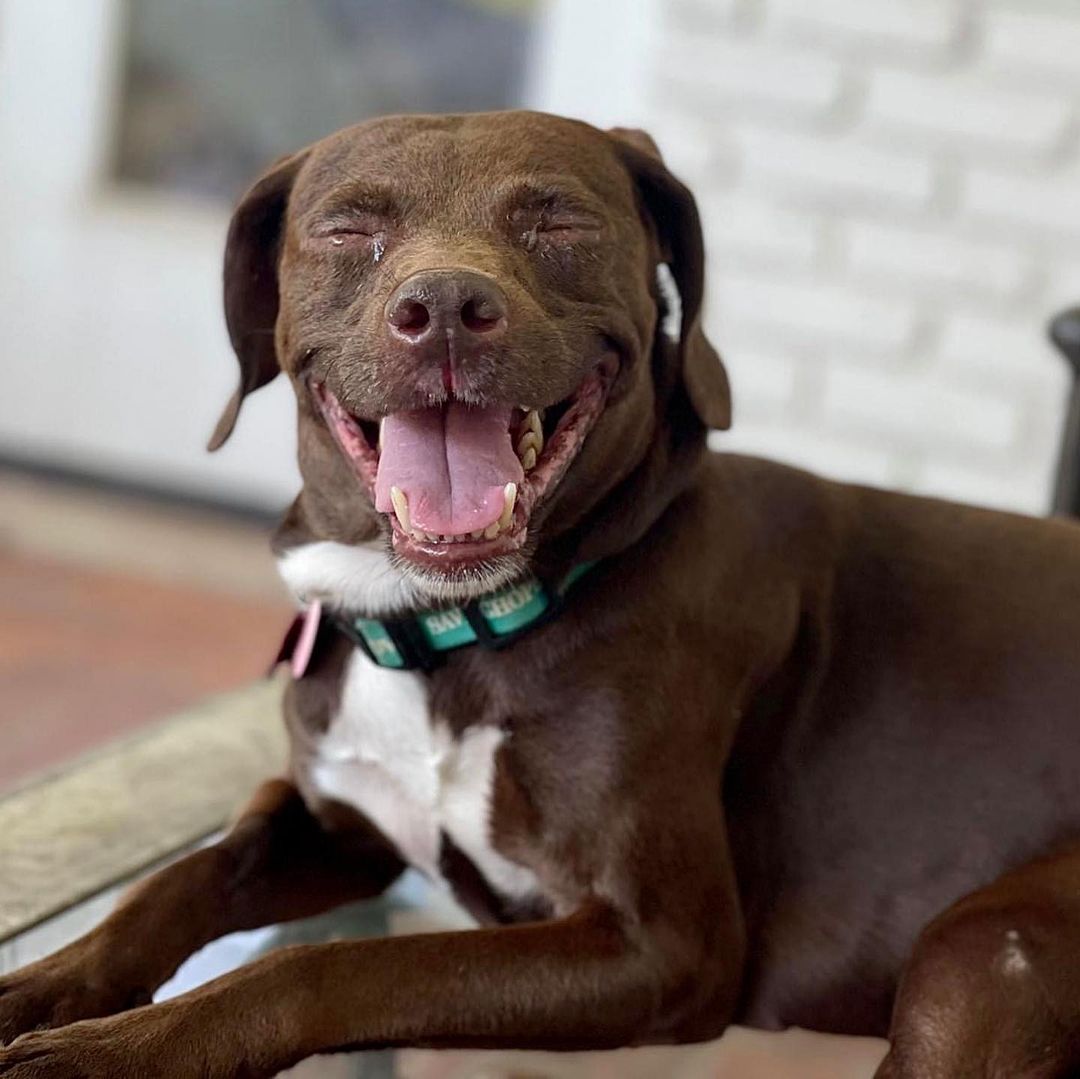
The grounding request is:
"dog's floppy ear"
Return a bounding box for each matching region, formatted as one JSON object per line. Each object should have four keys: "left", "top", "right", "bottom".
{"left": 208, "top": 150, "right": 309, "bottom": 451}
{"left": 609, "top": 128, "right": 731, "bottom": 430}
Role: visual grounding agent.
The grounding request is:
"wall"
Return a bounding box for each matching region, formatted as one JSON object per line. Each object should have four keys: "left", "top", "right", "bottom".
{"left": 0, "top": 0, "right": 300, "bottom": 509}
{"left": 644, "top": 0, "right": 1080, "bottom": 513}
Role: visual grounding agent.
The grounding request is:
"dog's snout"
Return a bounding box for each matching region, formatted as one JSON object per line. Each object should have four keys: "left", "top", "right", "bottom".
{"left": 385, "top": 269, "right": 508, "bottom": 348}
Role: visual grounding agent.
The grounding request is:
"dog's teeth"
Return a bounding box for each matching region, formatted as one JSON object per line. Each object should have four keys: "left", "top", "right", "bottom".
{"left": 407, "top": 528, "right": 444, "bottom": 544}
{"left": 483, "top": 521, "right": 500, "bottom": 540}
{"left": 521, "top": 446, "right": 537, "bottom": 471}
{"left": 516, "top": 431, "right": 541, "bottom": 458}
{"left": 516, "top": 410, "right": 545, "bottom": 462}
{"left": 390, "top": 486, "right": 410, "bottom": 532}
{"left": 499, "top": 483, "right": 517, "bottom": 530}
{"left": 470, "top": 529, "right": 484, "bottom": 540}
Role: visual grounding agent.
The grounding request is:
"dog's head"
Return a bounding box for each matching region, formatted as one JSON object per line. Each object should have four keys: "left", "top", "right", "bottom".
{"left": 211, "top": 111, "right": 729, "bottom": 600}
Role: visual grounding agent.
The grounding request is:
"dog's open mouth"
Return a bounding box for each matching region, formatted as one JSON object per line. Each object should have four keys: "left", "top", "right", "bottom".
{"left": 314, "top": 357, "right": 616, "bottom": 570}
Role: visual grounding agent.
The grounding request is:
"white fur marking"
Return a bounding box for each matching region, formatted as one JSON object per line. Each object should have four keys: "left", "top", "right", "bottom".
{"left": 278, "top": 538, "right": 523, "bottom": 611}
{"left": 277, "top": 540, "right": 421, "bottom": 614}
{"left": 656, "top": 262, "right": 682, "bottom": 342}
{"left": 311, "top": 649, "right": 539, "bottom": 900}
{"left": 999, "top": 930, "right": 1031, "bottom": 977}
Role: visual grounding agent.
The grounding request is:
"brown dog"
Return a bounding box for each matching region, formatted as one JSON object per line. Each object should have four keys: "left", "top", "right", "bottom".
{"left": 3, "top": 110, "right": 1080, "bottom": 1079}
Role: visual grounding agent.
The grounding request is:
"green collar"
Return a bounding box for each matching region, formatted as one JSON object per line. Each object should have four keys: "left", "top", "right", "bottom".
{"left": 330, "top": 562, "right": 596, "bottom": 672}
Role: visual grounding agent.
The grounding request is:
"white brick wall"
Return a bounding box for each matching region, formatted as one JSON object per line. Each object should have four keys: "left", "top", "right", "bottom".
{"left": 846, "top": 223, "right": 1031, "bottom": 303}
{"left": 766, "top": 0, "right": 963, "bottom": 59}
{"left": 864, "top": 71, "right": 1071, "bottom": 158}
{"left": 661, "top": 34, "right": 846, "bottom": 120}
{"left": 983, "top": 9, "right": 1080, "bottom": 84}
{"left": 645, "top": 0, "right": 1080, "bottom": 514}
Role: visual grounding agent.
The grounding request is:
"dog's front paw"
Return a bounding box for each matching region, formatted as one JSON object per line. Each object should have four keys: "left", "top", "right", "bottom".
{"left": 0, "top": 1000, "right": 283, "bottom": 1079}
{"left": 0, "top": 953, "right": 149, "bottom": 1046}
{"left": 0, "top": 1022, "right": 122, "bottom": 1079}
{"left": 0, "top": 1005, "right": 217, "bottom": 1079}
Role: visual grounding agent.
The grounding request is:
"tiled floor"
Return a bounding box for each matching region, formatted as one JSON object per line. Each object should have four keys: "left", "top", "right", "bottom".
{"left": 0, "top": 470, "right": 291, "bottom": 789}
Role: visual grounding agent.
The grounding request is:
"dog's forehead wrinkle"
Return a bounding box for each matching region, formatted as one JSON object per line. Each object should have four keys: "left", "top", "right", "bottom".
{"left": 491, "top": 174, "right": 606, "bottom": 212}
{"left": 305, "top": 186, "right": 402, "bottom": 225}
{"left": 303, "top": 115, "right": 630, "bottom": 223}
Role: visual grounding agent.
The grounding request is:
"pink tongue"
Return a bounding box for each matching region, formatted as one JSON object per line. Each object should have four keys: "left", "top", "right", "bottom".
{"left": 375, "top": 403, "right": 524, "bottom": 536}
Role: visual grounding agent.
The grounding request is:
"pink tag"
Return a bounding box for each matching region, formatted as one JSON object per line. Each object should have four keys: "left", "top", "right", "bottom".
{"left": 290, "top": 600, "right": 322, "bottom": 679}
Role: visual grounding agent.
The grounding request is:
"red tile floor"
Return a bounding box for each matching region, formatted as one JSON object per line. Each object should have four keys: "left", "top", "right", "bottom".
{"left": 0, "top": 471, "right": 291, "bottom": 790}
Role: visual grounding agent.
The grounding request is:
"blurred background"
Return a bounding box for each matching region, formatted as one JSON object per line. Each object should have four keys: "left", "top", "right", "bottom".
{"left": 2, "top": 0, "right": 1080, "bottom": 789}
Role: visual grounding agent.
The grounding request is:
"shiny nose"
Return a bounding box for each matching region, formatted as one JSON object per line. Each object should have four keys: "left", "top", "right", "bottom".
{"left": 385, "top": 269, "right": 508, "bottom": 347}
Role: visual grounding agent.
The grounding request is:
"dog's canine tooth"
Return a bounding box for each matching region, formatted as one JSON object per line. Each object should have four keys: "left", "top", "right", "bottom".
{"left": 521, "top": 446, "right": 537, "bottom": 471}
{"left": 483, "top": 521, "right": 500, "bottom": 540}
{"left": 390, "top": 486, "right": 410, "bottom": 532}
{"left": 526, "top": 409, "right": 543, "bottom": 438}
{"left": 499, "top": 483, "right": 517, "bottom": 530}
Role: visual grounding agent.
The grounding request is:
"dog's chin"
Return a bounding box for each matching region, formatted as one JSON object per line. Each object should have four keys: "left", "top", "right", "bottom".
{"left": 312, "top": 354, "right": 617, "bottom": 595}
{"left": 391, "top": 547, "right": 530, "bottom": 605}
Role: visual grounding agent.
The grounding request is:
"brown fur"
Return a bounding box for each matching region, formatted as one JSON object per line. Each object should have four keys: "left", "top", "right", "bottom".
{"left": 4, "top": 111, "right": 1080, "bottom": 1078}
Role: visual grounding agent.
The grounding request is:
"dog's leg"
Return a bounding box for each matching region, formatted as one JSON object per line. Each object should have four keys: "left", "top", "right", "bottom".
{"left": 876, "top": 842, "right": 1080, "bottom": 1079}
{"left": 0, "top": 898, "right": 738, "bottom": 1079}
{"left": 0, "top": 779, "right": 403, "bottom": 1045}
{"left": 0, "top": 795, "right": 746, "bottom": 1079}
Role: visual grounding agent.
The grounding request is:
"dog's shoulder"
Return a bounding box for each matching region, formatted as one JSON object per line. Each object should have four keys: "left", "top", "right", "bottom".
{"left": 676, "top": 452, "right": 853, "bottom": 586}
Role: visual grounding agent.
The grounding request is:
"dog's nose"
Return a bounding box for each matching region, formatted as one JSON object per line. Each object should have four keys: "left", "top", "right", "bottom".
{"left": 385, "top": 269, "right": 508, "bottom": 348}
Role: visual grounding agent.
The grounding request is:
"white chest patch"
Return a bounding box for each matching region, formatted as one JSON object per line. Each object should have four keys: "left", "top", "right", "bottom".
{"left": 310, "top": 641, "right": 539, "bottom": 902}
{"left": 279, "top": 539, "right": 539, "bottom": 902}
